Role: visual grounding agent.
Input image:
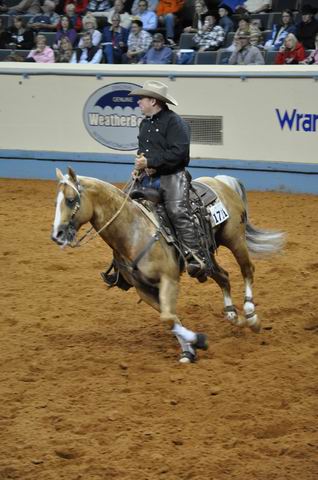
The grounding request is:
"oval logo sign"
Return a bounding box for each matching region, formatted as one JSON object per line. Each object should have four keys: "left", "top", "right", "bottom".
{"left": 83, "top": 82, "right": 143, "bottom": 151}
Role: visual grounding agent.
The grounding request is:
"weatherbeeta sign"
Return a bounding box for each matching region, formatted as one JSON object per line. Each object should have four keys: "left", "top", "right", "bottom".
{"left": 83, "top": 82, "right": 143, "bottom": 151}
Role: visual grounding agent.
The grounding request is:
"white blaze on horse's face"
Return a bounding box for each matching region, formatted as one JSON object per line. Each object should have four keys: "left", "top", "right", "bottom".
{"left": 52, "top": 169, "right": 81, "bottom": 247}
{"left": 52, "top": 190, "right": 65, "bottom": 240}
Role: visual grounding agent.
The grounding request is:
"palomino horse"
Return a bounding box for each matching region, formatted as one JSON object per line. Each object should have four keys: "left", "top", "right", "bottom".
{"left": 52, "top": 168, "right": 284, "bottom": 363}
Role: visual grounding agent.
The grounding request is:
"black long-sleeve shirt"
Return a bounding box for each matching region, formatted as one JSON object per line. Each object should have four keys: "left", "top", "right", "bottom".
{"left": 138, "top": 106, "right": 190, "bottom": 176}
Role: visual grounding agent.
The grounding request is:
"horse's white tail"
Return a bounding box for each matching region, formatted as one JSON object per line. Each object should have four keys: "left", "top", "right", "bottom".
{"left": 215, "top": 175, "right": 285, "bottom": 256}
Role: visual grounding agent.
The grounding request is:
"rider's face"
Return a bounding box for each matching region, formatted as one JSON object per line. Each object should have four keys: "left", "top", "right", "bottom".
{"left": 138, "top": 96, "right": 156, "bottom": 116}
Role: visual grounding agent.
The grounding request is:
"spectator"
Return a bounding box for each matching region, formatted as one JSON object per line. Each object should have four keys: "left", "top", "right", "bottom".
{"left": 79, "top": 14, "right": 102, "bottom": 46}
{"left": 64, "top": 0, "right": 88, "bottom": 16}
{"left": 228, "top": 30, "right": 264, "bottom": 64}
{"left": 54, "top": 15, "right": 77, "bottom": 47}
{"left": 5, "top": 16, "right": 34, "bottom": 50}
{"left": 8, "top": 0, "right": 41, "bottom": 15}
{"left": 28, "top": 0, "right": 60, "bottom": 33}
{"left": 54, "top": 36, "right": 73, "bottom": 62}
{"left": 156, "top": 0, "right": 184, "bottom": 45}
{"left": 183, "top": 0, "right": 208, "bottom": 34}
{"left": 134, "top": 0, "right": 158, "bottom": 32}
{"left": 264, "top": 9, "right": 296, "bottom": 51}
{"left": 193, "top": 13, "right": 225, "bottom": 51}
{"left": 123, "top": 19, "right": 152, "bottom": 63}
{"left": 139, "top": 32, "right": 172, "bottom": 63}
{"left": 295, "top": 4, "right": 318, "bottom": 50}
{"left": 107, "top": 0, "right": 132, "bottom": 30}
{"left": 64, "top": 3, "right": 82, "bottom": 32}
{"left": 26, "top": 33, "right": 55, "bottom": 62}
{"left": 275, "top": 33, "right": 305, "bottom": 65}
{"left": 102, "top": 12, "right": 128, "bottom": 63}
{"left": 219, "top": 4, "right": 234, "bottom": 36}
{"left": 131, "top": 0, "right": 158, "bottom": 15}
{"left": 228, "top": 14, "right": 262, "bottom": 50}
{"left": 87, "top": 0, "right": 112, "bottom": 15}
{"left": 71, "top": 31, "right": 102, "bottom": 62}
{"left": 301, "top": 32, "right": 318, "bottom": 64}
{"left": 0, "top": 0, "right": 8, "bottom": 13}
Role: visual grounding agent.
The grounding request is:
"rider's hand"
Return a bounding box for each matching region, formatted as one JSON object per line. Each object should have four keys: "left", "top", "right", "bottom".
{"left": 135, "top": 154, "right": 148, "bottom": 170}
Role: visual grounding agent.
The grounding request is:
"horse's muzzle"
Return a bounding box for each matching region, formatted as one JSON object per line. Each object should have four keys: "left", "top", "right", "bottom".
{"left": 51, "top": 223, "right": 76, "bottom": 246}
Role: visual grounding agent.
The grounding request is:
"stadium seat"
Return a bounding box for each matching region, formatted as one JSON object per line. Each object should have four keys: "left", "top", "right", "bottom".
{"left": 272, "top": 0, "right": 299, "bottom": 10}
{"left": 0, "top": 14, "right": 10, "bottom": 28}
{"left": 223, "top": 31, "right": 235, "bottom": 48}
{"left": 0, "top": 49, "right": 30, "bottom": 61}
{"left": 217, "top": 48, "right": 232, "bottom": 65}
{"left": 250, "top": 13, "right": 271, "bottom": 30}
{"left": 265, "top": 50, "right": 278, "bottom": 64}
{"left": 178, "top": 33, "right": 196, "bottom": 49}
{"left": 194, "top": 51, "right": 218, "bottom": 65}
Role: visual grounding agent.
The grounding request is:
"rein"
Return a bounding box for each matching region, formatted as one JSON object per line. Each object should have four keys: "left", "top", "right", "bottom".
{"left": 71, "top": 177, "right": 138, "bottom": 248}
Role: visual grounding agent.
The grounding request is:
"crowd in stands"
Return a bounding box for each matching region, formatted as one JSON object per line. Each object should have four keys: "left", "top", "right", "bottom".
{"left": 0, "top": 0, "right": 318, "bottom": 64}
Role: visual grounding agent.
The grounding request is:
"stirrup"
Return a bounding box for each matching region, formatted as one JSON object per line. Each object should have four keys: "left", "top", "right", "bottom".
{"left": 186, "top": 256, "right": 207, "bottom": 279}
{"left": 100, "top": 266, "right": 132, "bottom": 291}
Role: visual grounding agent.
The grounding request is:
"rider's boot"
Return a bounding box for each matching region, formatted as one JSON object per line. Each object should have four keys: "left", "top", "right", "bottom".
{"left": 161, "top": 171, "right": 209, "bottom": 281}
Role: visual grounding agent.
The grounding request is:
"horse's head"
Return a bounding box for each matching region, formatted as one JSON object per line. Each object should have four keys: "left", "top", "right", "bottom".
{"left": 51, "top": 167, "right": 92, "bottom": 247}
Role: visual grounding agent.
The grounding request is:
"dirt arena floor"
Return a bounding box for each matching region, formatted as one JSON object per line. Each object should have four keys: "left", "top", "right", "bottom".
{"left": 0, "top": 177, "right": 317, "bottom": 480}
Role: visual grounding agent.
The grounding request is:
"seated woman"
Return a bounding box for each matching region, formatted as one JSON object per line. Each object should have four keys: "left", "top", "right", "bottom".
{"left": 102, "top": 13, "right": 128, "bottom": 64}
{"left": 54, "top": 15, "right": 77, "bottom": 48}
{"left": 26, "top": 33, "right": 55, "bottom": 62}
{"left": 54, "top": 36, "right": 73, "bottom": 62}
{"left": 275, "top": 33, "right": 305, "bottom": 65}
{"left": 264, "top": 9, "right": 296, "bottom": 51}
{"left": 300, "top": 32, "right": 318, "bottom": 65}
{"left": 78, "top": 13, "right": 102, "bottom": 47}
{"left": 5, "top": 15, "right": 34, "bottom": 50}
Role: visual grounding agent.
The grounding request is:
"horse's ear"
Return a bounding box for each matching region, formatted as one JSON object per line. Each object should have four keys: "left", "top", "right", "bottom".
{"left": 68, "top": 167, "right": 77, "bottom": 184}
{"left": 56, "top": 168, "right": 64, "bottom": 181}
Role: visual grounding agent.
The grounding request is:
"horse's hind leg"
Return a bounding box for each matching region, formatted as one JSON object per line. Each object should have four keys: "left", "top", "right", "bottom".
{"left": 159, "top": 274, "right": 208, "bottom": 363}
{"left": 230, "top": 240, "right": 261, "bottom": 333}
{"left": 210, "top": 255, "right": 245, "bottom": 328}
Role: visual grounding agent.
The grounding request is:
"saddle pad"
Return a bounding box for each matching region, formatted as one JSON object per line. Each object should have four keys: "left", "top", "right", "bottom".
{"left": 191, "top": 181, "right": 218, "bottom": 207}
{"left": 134, "top": 200, "right": 175, "bottom": 244}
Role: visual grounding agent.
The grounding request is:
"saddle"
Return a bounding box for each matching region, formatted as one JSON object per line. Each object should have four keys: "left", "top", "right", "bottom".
{"left": 131, "top": 180, "right": 220, "bottom": 253}
{"left": 130, "top": 181, "right": 217, "bottom": 209}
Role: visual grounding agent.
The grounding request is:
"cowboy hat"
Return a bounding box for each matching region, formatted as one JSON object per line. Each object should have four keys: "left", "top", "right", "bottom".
{"left": 129, "top": 80, "right": 178, "bottom": 106}
{"left": 301, "top": 4, "right": 317, "bottom": 14}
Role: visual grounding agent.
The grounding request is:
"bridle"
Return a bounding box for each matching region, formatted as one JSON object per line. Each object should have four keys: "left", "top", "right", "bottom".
{"left": 60, "top": 176, "right": 138, "bottom": 248}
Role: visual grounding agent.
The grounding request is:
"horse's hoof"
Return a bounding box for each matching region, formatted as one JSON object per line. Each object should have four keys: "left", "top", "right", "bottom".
{"left": 179, "top": 351, "right": 196, "bottom": 364}
{"left": 246, "top": 314, "right": 261, "bottom": 333}
{"left": 193, "top": 333, "right": 209, "bottom": 351}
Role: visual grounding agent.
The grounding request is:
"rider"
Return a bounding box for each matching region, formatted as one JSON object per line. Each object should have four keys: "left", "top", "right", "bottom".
{"left": 101, "top": 80, "right": 208, "bottom": 286}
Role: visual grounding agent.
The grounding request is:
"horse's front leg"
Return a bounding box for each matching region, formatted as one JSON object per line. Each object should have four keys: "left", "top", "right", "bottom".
{"left": 159, "top": 274, "right": 208, "bottom": 363}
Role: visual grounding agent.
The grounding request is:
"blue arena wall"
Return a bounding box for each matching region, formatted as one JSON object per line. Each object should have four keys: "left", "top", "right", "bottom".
{"left": 1, "top": 150, "right": 317, "bottom": 194}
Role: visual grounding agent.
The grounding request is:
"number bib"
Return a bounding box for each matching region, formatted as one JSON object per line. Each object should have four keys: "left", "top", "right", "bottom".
{"left": 207, "top": 201, "right": 229, "bottom": 227}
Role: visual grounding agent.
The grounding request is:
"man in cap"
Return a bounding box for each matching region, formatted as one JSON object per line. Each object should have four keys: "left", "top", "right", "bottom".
{"left": 228, "top": 30, "right": 264, "bottom": 64}
{"left": 296, "top": 4, "right": 318, "bottom": 50}
{"left": 130, "top": 80, "right": 208, "bottom": 280}
{"left": 139, "top": 33, "right": 173, "bottom": 63}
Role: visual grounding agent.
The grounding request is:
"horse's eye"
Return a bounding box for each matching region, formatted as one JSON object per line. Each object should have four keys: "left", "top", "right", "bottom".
{"left": 65, "top": 197, "right": 76, "bottom": 207}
